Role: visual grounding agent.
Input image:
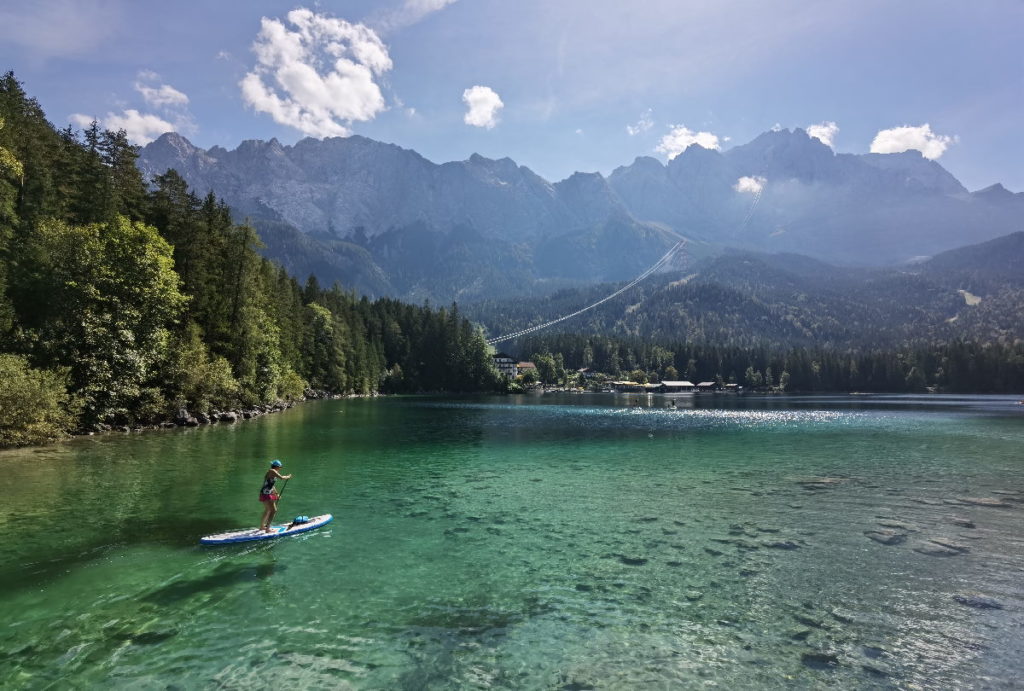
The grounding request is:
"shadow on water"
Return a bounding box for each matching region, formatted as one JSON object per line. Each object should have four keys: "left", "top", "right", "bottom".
{"left": 141, "top": 560, "right": 284, "bottom": 606}
{"left": 0, "top": 516, "right": 264, "bottom": 594}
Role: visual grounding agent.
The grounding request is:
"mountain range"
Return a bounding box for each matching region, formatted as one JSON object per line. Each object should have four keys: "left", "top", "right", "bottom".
{"left": 137, "top": 128, "right": 1023, "bottom": 304}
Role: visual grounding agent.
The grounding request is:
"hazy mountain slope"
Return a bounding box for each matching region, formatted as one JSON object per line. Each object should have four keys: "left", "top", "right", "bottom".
{"left": 465, "top": 232, "right": 1024, "bottom": 349}
{"left": 608, "top": 128, "right": 1023, "bottom": 265}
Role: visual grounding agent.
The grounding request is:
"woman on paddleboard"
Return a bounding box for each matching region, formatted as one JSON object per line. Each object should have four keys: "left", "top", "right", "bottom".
{"left": 260, "top": 459, "right": 292, "bottom": 532}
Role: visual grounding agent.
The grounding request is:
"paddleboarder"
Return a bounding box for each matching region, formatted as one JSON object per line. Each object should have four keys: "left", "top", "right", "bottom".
{"left": 259, "top": 459, "right": 292, "bottom": 532}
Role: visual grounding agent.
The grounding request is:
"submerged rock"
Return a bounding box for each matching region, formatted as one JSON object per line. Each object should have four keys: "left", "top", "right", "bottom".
{"left": 763, "top": 540, "right": 802, "bottom": 550}
{"left": 953, "top": 594, "right": 1004, "bottom": 610}
{"left": 950, "top": 517, "right": 976, "bottom": 528}
{"left": 801, "top": 651, "right": 840, "bottom": 670}
{"left": 912, "top": 539, "right": 969, "bottom": 556}
{"left": 864, "top": 529, "right": 906, "bottom": 545}
{"left": 958, "top": 497, "right": 1013, "bottom": 508}
{"left": 797, "top": 477, "right": 844, "bottom": 491}
{"left": 876, "top": 520, "right": 918, "bottom": 532}
{"left": 618, "top": 555, "right": 648, "bottom": 566}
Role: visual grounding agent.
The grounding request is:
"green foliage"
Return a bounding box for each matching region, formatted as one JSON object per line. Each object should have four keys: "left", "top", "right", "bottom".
{"left": 0, "top": 354, "right": 75, "bottom": 446}
{"left": 162, "top": 324, "right": 241, "bottom": 414}
{"left": 23, "top": 217, "right": 187, "bottom": 424}
{"left": 277, "top": 368, "right": 307, "bottom": 401}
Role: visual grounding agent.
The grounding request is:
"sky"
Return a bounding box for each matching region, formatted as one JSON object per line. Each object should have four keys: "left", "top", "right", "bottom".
{"left": 1, "top": 0, "right": 1021, "bottom": 191}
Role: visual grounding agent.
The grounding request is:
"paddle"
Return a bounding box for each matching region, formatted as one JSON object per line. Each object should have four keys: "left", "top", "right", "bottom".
{"left": 277, "top": 477, "right": 289, "bottom": 499}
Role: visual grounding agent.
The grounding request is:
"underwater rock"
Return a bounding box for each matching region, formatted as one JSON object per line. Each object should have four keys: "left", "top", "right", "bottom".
{"left": 617, "top": 555, "right": 648, "bottom": 566}
{"left": 763, "top": 540, "right": 802, "bottom": 550}
{"left": 953, "top": 594, "right": 1004, "bottom": 610}
{"left": 862, "top": 662, "right": 891, "bottom": 677}
{"left": 876, "top": 520, "right": 918, "bottom": 532}
{"left": 684, "top": 590, "right": 704, "bottom": 601}
{"left": 801, "top": 651, "right": 840, "bottom": 670}
{"left": 797, "top": 477, "right": 844, "bottom": 490}
{"left": 958, "top": 497, "right": 1013, "bottom": 508}
{"left": 912, "top": 539, "right": 969, "bottom": 556}
{"left": 864, "top": 529, "right": 906, "bottom": 545}
{"left": 861, "top": 645, "right": 887, "bottom": 659}
{"left": 950, "top": 517, "right": 976, "bottom": 528}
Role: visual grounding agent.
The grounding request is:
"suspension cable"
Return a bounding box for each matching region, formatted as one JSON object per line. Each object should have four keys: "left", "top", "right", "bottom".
{"left": 486, "top": 240, "right": 685, "bottom": 345}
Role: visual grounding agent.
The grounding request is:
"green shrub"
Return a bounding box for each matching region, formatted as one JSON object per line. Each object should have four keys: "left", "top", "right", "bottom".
{"left": 0, "top": 354, "right": 76, "bottom": 447}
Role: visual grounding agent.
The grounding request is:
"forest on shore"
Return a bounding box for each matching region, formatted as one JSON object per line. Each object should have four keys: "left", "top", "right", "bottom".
{"left": 0, "top": 73, "right": 500, "bottom": 447}
{"left": 511, "top": 333, "right": 1024, "bottom": 393}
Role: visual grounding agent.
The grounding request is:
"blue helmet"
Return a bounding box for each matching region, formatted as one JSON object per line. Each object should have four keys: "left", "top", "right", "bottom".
{"left": 271, "top": 459, "right": 282, "bottom": 467}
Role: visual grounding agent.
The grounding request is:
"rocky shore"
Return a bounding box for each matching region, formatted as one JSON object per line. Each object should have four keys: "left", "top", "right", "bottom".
{"left": 77, "top": 389, "right": 362, "bottom": 437}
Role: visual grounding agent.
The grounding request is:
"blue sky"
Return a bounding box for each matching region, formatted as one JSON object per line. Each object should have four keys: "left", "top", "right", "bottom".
{"left": 1, "top": 0, "right": 1021, "bottom": 190}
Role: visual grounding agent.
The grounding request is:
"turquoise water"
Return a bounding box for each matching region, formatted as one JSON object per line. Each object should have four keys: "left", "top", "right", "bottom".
{"left": 2, "top": 394, "right": 1023, "bottom": 688}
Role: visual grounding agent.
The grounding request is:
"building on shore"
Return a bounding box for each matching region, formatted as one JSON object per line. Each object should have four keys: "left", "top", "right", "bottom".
{"left": 492, "top": 352, "right": 517, "bottom": 379}
{"left": 517, "top": 361, "right": 538, "bottom": 377}
{"left": 659, "top": 380, "right": 696, "bottom": 393}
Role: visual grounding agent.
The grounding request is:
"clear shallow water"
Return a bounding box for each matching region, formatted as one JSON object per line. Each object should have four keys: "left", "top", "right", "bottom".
{"left": 2, "top": 393, "right": 1023, "bottom": 688}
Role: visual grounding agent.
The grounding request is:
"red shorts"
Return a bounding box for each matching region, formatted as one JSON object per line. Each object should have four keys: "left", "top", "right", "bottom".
{"left": 259, "top": 493, "right": 279, "bottom": 503}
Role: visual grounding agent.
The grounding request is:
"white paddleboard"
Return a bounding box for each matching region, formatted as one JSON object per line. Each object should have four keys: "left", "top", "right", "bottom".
{"left": 200, "top": 514, "right": 333, "bottom": 545}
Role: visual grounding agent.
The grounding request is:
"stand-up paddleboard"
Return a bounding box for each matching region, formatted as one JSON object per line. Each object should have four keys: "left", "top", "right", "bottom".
{"left": 200, "top": 514, "right": 333, "bottom": 545}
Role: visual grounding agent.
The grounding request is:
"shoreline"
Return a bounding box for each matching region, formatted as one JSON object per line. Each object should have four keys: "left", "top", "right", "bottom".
{"left": 69, "top": 391, "right": 374, "bottom": 440}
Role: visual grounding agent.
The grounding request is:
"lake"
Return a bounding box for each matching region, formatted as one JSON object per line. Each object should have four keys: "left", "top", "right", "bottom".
{"left": 2, "top": 393, "right": 1023, "bottom": 688}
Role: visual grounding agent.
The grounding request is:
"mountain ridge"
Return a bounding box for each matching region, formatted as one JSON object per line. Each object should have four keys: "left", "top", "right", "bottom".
{"left": 138, "top": 129, "right": 1023, "bottom": 302}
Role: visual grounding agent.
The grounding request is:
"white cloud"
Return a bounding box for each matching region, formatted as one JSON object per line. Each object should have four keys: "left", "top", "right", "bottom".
{"left": 69, "top": 110, "right": 175, "bottom": 145}
{"left": 216, "top": 50, "right": 232, "bottom": 60}
{"left": 655, "top": 125, "right": 720, "bottom": 160}
{"left": 98, "top": 109, "right": 176, "bottom": 145}
{"left": 806, "top": 121, "right": 838, "bottom": 148}
{"left": 376, "top": 0, "right": 458, "bottom": 32}
{"left": 626, "top": 108, "right": 653, "bottom": 136}
{"left": 575, "top": 128, "right": 584, "bottom": 136}
{"left": 135, "top": 79, "right": 189, "bottom": 108}
{"left": 462, "top": 85, "right": 503, "bottom": 129}
{"left": 69, "top": 113, "right": 95, "bottom": 129}
{"left": 869, "top": 123, "right": 956, "bottom": 160}
{"left": 240, "top": 8, "right": 393, "bottom": 138}
{"left": 734, "top": 175, "right": 766, "bottom": 195}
